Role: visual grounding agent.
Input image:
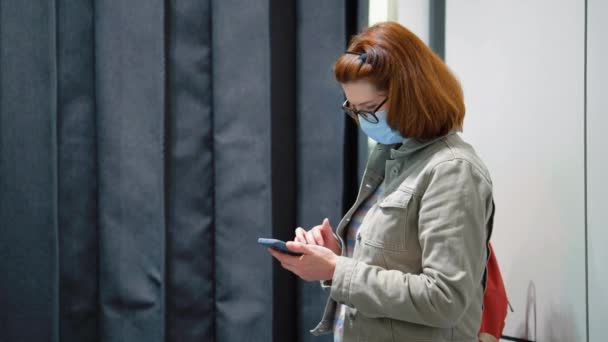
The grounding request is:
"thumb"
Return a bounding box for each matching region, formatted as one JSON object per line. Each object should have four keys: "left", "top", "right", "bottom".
{"left": 321, "top": 218, "right": 332, "bottom": 234}
{"left": 320, "top": 218, "right": 335, "bottom": 241}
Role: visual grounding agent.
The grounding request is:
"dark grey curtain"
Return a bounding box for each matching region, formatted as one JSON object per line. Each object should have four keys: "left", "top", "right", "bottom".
{"left": 0, "top": 1, "right": 366, "bottom": 341}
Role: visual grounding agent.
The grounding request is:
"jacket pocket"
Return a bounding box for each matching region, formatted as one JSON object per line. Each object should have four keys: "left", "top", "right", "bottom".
{"left": 355, "top": 314, "right": 395, "bottom": 342}
{"left": 360, "top": 187, "right": 413, "bottom": 252}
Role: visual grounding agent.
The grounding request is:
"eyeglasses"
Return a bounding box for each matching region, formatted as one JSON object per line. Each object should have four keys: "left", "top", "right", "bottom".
{"left": 342, "top": 97, "right": 388, "bottom": 124}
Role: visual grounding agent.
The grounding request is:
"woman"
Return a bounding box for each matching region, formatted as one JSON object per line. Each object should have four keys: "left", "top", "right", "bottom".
{"left": 267, "top": 21, "right": 495, "bottom": 342}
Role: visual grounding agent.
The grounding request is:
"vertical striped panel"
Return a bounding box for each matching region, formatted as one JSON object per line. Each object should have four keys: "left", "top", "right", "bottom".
{"left": 55, "top": 1, "right": 99, "bottom": 340}
{"left": 95, "top": 0, "right": 167, "bottom": 340}
{"left": 212, "top": 0, "right": 274, "bottom": 340}
{"left": 0, "top": 1, "right": 60, "bottom": 341}
{"left": 165, "top": 0, "right": 215, "bottom": 340}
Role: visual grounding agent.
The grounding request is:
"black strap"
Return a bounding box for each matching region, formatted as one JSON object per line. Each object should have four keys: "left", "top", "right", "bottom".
{"left": 345, "top": 50, "right": 368, "bottom": 61}
{"left": 500, "top": 335, "right": 535, "bottom": 342}
{"left": 481, "top": 199, "right": 496, "bottom": 292}
{"left": 345, "top": 50, "right": 367, "bottom": 74}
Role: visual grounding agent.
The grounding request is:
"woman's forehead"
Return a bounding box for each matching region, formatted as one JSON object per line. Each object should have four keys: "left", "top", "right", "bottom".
{"left": 341, "top": 81, "right": 384, "bottom": 104}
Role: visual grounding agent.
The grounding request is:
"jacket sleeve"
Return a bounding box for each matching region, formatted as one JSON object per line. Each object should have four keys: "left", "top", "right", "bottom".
{"left": 328, "top": 159, "right": 492, "bottom": 328}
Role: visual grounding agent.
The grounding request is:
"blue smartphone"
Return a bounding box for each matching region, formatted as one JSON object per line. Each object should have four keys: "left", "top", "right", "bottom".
{"left": 258, "top": 238, "right": 303, "bottom": 256}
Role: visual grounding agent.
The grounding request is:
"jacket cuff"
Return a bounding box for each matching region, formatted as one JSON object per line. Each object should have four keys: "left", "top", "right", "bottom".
{"left": 329, "top": 256, "right": 358, "bottom": 306}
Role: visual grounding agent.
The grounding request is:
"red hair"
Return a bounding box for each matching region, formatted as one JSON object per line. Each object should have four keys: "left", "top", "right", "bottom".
{"left": 334, "top": 22, "right": 465, "bottom": 141}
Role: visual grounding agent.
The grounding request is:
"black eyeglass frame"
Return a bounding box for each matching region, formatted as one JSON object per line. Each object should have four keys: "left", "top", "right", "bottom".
{"left": 342, "top": 97, "right": 388, "bottom": 124}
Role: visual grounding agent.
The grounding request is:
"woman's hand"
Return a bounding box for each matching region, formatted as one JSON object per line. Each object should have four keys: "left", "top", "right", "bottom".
{"left": 294, "top": 218, "right": 342, "bottom": 256}
{"left": 267, "top": 242, "right": 337, "bottom": 281}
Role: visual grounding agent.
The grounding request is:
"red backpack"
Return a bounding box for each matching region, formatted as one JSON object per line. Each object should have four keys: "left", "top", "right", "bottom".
{"left": 479, "top": 242, "right": 510, "bottom": 341}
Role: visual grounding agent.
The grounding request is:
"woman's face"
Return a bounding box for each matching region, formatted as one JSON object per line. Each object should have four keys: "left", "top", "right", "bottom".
{"left": 341, "top": 80, "right": 388, "bottom": 113}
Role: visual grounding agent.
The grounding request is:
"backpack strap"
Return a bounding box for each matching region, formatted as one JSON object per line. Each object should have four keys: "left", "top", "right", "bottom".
{"left": 482, "top": 199, "right": 496, "bottom": 291}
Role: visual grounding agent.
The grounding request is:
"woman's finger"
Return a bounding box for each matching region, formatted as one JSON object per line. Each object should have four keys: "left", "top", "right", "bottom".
{"left": 305, "top": 230, "right": 317, "bottom": 245}
{"left": 267, "top": 248, "right": 281, "bottom": 259}
{"left": 268, "top": 248, "right": 289, "bottom": 263}
{"left": 312, "top": 228, "right": 325, "bottom": 245}
{"left": 294, "top": 227, "right": 307, "bottom": 243}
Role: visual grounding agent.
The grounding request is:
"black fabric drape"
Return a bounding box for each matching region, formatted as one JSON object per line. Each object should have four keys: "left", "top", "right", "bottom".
{"left": 166, "top": 0, "right": 215, "bottom": 341}
{"left": 212, "top": 0, "right": 275, "bottom": 340}
{"left": 1, "top": 2, "right": 60, "bottom": 341}
{"left": 95, "top": 0, "right": 168, "bottom": 341}
{"left": 0, "top": 1, "right": 365, "bottom": 341}
{"left": 57, "top": 1, "right": 98, "bottom": 341}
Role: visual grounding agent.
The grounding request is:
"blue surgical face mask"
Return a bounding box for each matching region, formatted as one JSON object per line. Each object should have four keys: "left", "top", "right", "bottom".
{"left": 359, "top": 110, "right": 406, "bottom": 144}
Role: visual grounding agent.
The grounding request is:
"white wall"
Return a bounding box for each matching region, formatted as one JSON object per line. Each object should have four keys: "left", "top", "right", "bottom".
{"left": 394, "top": 0, "right": 430, "bottom": 46}
{"left": 445, "top": 1, "right": 587, "bottom": 341}
{"left": 587, "top": 0, "right": 608, "bottom": 339}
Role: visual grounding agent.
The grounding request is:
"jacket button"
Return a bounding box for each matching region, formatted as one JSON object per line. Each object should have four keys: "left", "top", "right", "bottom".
{"left": 356, "top": 233, "right": 361, "bottom": 241}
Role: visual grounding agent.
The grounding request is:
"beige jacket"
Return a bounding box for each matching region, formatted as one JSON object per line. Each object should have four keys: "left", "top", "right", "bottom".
{"left": 310, "top": 132, "right": 494, "bottom": 342}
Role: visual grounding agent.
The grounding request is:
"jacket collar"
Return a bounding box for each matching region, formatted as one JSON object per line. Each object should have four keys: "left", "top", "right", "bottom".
{"left": 385, "top": 131, "right": 458, "bottom": 160}
{"left": 364, "top": 131, "right": 457, "bottom": 181}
